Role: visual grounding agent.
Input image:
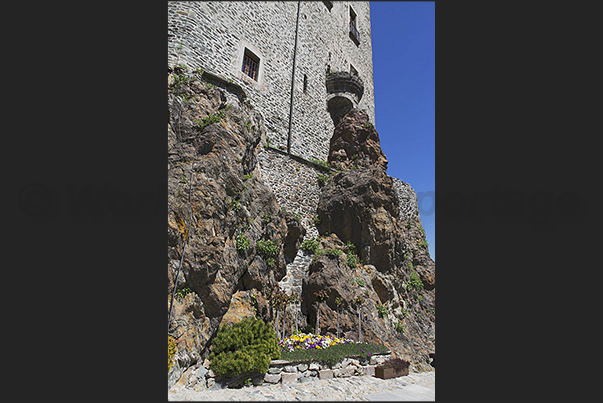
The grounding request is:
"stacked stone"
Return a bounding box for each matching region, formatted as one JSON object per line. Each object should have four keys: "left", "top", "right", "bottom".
{"left": 256, "top": 150, "right": 323, "bottom": 236}
{"left": 261, "top": 354, "right": 391, "bottom": 385}
{"left": 177, "top": 353, "right": 391, "bottom": 390}
{"left": 279, "top": 250, "right": 312, "bottom": 294}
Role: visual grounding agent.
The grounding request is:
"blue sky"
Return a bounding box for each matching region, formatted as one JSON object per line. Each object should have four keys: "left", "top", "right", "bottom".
{"left": 370, "top": 1, "right": 435, "bottom": 261}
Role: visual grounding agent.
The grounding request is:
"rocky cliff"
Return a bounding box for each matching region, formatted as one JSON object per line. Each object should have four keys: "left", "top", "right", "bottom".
{"left": 167, "top": 68, "right": 435, "bottom": 387}
{"left": 306, "top": 109, "right": 435, "bottom": 370}
{"left": 167, "top": 67, "right": 305, "bottom": 386}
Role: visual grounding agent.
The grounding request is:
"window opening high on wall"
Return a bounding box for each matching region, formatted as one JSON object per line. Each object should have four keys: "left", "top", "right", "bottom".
{"left": 349, "top": 6, "right": 360, "bottom": 45}
{"left": 242, "top": 48, "right": 260, "bottom": 81}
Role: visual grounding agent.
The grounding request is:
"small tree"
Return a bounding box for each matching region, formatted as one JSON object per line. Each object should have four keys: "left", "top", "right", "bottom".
{"left": 269, "top": 286, "right": 288, "bottom": 339}
{"left": 352, "top": 295, "right": 364, "bottom": 343}
{"left": 288, "top": 293, "right": 301, "bottom": 335}
{"left": 314, "top": 290, "right": 329, "bottom": 335}
{"left": 281, "top": 295, "right": 287, "bottom": 339}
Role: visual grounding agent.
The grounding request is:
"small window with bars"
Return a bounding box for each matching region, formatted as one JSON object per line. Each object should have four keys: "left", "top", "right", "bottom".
{"left": 242, "top": 48, "right": 260, "bottom": 81}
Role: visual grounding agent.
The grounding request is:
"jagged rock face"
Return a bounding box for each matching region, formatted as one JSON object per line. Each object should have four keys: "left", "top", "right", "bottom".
{"left": 327, "top": 109, "right": 388, "bottom": 171}
{"left": 167, "top": 71, "right": 289, "bottom": 375}
{"left": 283, "top": 213, "right": 306, "bottom": 263}
{"left": 317, "top": 166, "right": 403, "bottom": 273}
{"left": 308, "top": 108, "right": 436, "bottom": 370}
{"left": 302, "top": 248, "right": 435, "bottom": 371}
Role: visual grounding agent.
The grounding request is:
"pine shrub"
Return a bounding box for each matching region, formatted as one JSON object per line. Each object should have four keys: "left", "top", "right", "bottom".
{"left": 209, "top": 318, "right": 281, "bottom": 377}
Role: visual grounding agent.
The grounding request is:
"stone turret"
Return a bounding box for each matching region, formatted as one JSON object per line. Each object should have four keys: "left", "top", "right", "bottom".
{"left": 326, "top": 71, "right": 365, "bottom": 125}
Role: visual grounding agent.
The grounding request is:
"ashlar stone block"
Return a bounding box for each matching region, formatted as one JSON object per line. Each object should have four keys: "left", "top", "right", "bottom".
{"left": 281, "top": 372, "right": 299, "bottom": 384}
{"left": 263, "top": 373, "right": 281, "bottom": 384}
{"left": 318, "top": 369, "right": 333, "bottom": 380}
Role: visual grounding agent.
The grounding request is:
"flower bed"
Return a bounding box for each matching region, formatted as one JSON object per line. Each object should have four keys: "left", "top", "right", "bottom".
{"left": 279, "top": 333, "right": 354, "bottom": 352}
{"left": 280, "top": 335, "right": 390, "bottom": 368}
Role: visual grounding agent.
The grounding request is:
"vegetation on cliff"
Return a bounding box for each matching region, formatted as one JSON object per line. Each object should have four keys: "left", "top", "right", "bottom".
{"left": 167, "top": 66, "right": 435, "bottom": 387}
{"left": 209, "top": 318, "right": 280, "bottom": 378}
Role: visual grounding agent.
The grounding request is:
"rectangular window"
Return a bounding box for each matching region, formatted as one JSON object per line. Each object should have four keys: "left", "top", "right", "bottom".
{"left": 242, "top": 48, "right": 260, "bottom": 81}
{"left": 349, "top": 7, "right": 360, "bottom": 45}
{"left": 303, "top": 74, "right": 308, "bottom": 93}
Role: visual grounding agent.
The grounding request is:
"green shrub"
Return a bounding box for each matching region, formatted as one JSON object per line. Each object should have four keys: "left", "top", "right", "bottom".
{"left": 300, "top": 237, "right": 320, "bottom": 254}
{"left": 309, "top": 158, "right": 331, "bottom": 170}
{"left": 346, "top": 253, "right": 359, "bottom": 267}
{"left": 230, "top": 198, "right": 241, "bottom": 211}
{"left": 262, "top": 212, "right": 271, "bottom": 224}
{"left": 324, "top": 248, "right": 342, "bottom": 257}
{"left": 395, "top": 321, "right": 405, "bottom": 333}
{"left": 209, "top": 318, "right": 280, "bottom": 377}
{"left": 175, "top": 287, "right": 192, "bottom": 300}
{"left": 407, "top": 271, "right": 423, "bottom": 292}
{"left": 377, "top": 303, "right": 387, "bottom": 318}
{"left": 195, "top": 110, "right": 224, "bottom": 130}
{"left": 170, "top": 72, "right": 193, "bottom": 90}
{"left": 352, "top": 277, "right": 365, "bottom": 287}
{"left": 317, "top": 173, "right": 330, "bottom": 187}
{"left": 345, "top": 242, "right": 359, "bottom": 267}
{"left": 236, "top": 233, "right": 250, "bottom": 251}
{"left": 256, "top": 239, "right": 279, "bottom": 260}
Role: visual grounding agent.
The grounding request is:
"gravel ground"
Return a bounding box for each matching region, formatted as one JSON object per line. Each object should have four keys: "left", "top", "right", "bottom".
{"left": 168, "top": 370, "right": 435, "bottom": 401}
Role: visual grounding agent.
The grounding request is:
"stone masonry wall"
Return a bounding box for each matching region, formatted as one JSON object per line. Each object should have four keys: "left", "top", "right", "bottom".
{"left": 257, "top": 148, "right": 421, "bottom": 241}
{"left": 390, "top": 177, "right": 420, "bottom": 223}
{"left": 256, "top": 148, "right": 323, "bottom": 239}
{"left": 197, "top": 353, "right": 392, "bottom": 390}
{"left": 256, "top": 147, "right": 324, "bottom": 305}
{"left": 168, "top": 1, "right": 374, "bottom": 162}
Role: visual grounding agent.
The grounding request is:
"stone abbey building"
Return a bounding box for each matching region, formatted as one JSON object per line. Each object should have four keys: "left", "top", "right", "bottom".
{"left": 168, "top": 1, "right": 421, "bottom": 298}
{"left": 168, "top": 1, "right": 374, "bottom": 162}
